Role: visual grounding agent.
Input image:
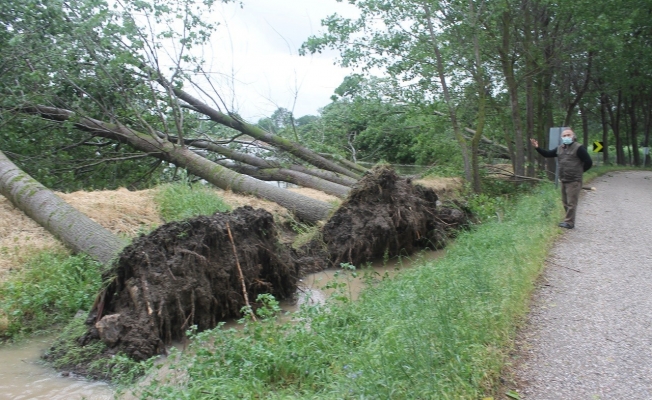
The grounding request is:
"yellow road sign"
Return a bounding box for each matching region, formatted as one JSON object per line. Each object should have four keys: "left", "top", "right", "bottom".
{"left": 593, "top": 141, "right": 604, "bottom": 153}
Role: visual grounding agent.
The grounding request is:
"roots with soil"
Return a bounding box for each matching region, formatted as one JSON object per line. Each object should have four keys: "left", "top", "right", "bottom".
{"left": 80, "top": 206, "right": 297, "bottom": 361}
{"left": 297, "top": 166, "right": 468, "bottom": 273}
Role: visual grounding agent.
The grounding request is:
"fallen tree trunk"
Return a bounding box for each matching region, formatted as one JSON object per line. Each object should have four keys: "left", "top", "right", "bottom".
{"left": 159, "top": 79, "right": 362, "bottom": 180}
{"left": 217, "top": 161, "right": 350, "bottom": 198}
{"left": 0, "top": 150, "right": 125, "bottom": 265}
{"left": 20, "top": 106, "right": 333, "bottom": 223}
{"left": 159, "top": 133, "right": 358, "bottom": 188}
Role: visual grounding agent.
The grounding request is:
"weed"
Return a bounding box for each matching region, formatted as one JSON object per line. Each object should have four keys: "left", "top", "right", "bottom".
{"left": 0, "top": 251, "right": 102, "bottom": 340}
{"left": 288, "top": 215, "right": 322, "bottom": 250}
{"left": 46, "top": 317, "right": 106, "bottom": 370}
{"left": 155, "top": 179, "right": 231, "bottom": 222}
{"left": 45, "top": 317, "right": 153, "bottom": 384}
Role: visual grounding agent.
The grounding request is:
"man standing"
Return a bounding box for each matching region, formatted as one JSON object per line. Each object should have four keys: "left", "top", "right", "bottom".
{"left": 530, "top": 129, "right": 593, "bottom": 229}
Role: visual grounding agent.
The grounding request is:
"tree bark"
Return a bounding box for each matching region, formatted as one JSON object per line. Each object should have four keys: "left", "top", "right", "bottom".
{"left": 423, "top": 4, "right": 473, "bottom": 185}
{"left": 216, "top": 161, "right": 350, "bottom": 198}
{"left": 580, "top": 103, "right": 589, "bottom": 147}
{"left": 161, "top": 133, "right": 358, "bottom": 188}
{"left": 600, "top": 91, "right": 611, "bottom": 164}
{"left": 20, "top": 106, "right": 333, "bottom": 223}
{"left": 628, "top": 96, "right": 640, "bottom": 166}
{"left": 0, "top": 150, "right": 125, "bottom": 265}
{"left": 499, "top": 11, "right": 526, "bottom": 177}
{"left": 157, "top": 78, "right": 362, "bottom": 180}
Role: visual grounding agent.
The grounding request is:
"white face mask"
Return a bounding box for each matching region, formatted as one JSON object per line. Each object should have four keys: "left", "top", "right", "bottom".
{"left": 562, "top": 137, "right": 573, "bottom": 145}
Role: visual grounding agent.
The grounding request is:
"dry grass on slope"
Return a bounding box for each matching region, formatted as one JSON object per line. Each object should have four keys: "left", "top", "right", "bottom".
{"left": 1, "top": 188, "right": 163, "bottom": 280}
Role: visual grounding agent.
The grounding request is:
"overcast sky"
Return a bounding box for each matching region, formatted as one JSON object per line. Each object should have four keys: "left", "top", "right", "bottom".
{"left": 195, "top": 0, "right": 360, "bottom": 121}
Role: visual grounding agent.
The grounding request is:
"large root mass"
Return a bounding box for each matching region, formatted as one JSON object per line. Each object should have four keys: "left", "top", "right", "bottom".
{"left": 83, "top": 206, "right": 297, "bottom": 361}
{"left": 300, "top": 166, "right": 467, "bottom": 271}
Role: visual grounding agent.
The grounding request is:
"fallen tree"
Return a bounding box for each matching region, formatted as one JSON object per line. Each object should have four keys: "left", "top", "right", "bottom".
{"left": 18, "top": 106, "right": 333, "bottom": 223}
{"left": 0, "top": 150, "right": 125, "bottom": 265}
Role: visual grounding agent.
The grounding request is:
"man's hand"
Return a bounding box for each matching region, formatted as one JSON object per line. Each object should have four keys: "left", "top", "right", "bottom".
{"left": 530, "top": 138, "right": 539, "bottom": 148}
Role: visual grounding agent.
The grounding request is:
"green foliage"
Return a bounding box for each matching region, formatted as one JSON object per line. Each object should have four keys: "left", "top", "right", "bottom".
{"left": 0, "top": 0, "right": 232, "bottom": 191}
{"left": 155, "top": 180, "right": 231, "bottom": 222}
{"left": 134, "top": 184, "right": 563, "bottom": 399}
{"left": 274, "top": 76, "right": 460, "bottom": 167}
{"left": 0, "top": 251, "right": 102, "bottom": 339}
{"left": 466, "top": 174, "right": 535, "bottom": 223}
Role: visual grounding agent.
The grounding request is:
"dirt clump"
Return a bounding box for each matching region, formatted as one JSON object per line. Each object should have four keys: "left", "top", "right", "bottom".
{"left": 298, "top": 166, "right": 467, "bottom": 273}
{"left": 80, "top": 206, "right": 297, "bottom": 361}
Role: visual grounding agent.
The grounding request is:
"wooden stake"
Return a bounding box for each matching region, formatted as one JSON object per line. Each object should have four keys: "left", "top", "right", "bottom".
{"left": 226, "top": 222, "right": 256, "bottom": 321}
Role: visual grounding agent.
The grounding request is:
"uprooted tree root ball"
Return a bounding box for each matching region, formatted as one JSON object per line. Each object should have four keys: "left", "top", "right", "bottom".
{"left": 298, "top": 166, "right": 468, "bottom": 272}
{"left": 80, "top": 206, "right": 297, "bottom": 361}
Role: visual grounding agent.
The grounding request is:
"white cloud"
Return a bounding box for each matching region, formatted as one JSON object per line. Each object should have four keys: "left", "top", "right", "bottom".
{"left": 188, "top": 0, "right": 360, "bottom": 121}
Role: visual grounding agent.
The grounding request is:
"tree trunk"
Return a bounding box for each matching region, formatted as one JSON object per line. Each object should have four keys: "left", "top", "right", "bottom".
{"left": 643, "top": 97, "right": 651, "bottom": 167}
{"left": 523, "top": 1, "right": 535, "bottom": 178}
{"left": 610, "top": 91, "right": 626, "bottom": 165}
{"left": 629, "top": 96, "right": 640, "bottom": 166}
{"left": 20, "top": 106, "right": 333, "bottom": 223}
{"left": 469, "top": 0, "right": 486, "bottom": 193}
{"left": 163, "top": 133, "right": 357, "bottom": 192}
{"left": 580, "top": 104, "right": 589, "bottom": 147}
{"left": 499, "top": 11, "right": 526, "bottom": 177}
{"left": 0, "top": 150, "right": 125, "bottom": 265}
{"left": 600, "top": 92, "right": 610, "bottom": 164}
{"left": 216, "top": 161, "right": 350, "bottom": 198}
{"left": 423, "top": 4, "right": 473, "bottom": 185}
{"left": 157, "top": 79, "right": 362, "bottom": 181}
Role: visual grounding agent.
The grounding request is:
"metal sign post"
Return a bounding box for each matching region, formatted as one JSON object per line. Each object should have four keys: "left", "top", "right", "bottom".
{"left": 548, "top": 127, "right": 569, "bottom": 187}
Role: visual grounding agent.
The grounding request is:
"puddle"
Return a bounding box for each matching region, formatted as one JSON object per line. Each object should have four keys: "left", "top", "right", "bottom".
{"left": 0, "top": 336, "right": 113, "bottom": 399}
{"left": 283, "top": 248, "right": 444, "bottom": 312}
{"left": 0, "top": 249, "right": 442, "bottom": 398}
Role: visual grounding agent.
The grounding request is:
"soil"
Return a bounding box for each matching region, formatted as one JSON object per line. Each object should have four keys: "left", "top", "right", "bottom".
{"left": 80, "top": 206, "right": 297, "bottom": 361}
{"left": 296, "top": 166, "right": 468, "bottom": 273}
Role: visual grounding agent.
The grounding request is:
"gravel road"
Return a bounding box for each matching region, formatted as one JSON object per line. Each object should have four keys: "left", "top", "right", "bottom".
{"left": 510, "top": 170, "right": 652, "bottom": 400}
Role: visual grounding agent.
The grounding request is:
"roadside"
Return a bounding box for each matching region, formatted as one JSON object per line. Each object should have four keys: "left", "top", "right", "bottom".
{"left": 504, "top": 170, "right": 652, "bottom": 399}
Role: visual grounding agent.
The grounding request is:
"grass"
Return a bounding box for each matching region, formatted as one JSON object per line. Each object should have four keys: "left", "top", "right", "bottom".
{"left": 134, "top": 182, "right": 564, "bottom": 399}
{"left": 45, "top": 316, "right": 153, "bottom": 384}
{"left": 155, "top": 180, "right": 232, "bottom": 222}
{"left": 0, "top": 251, "right": 103, "bottom": 340}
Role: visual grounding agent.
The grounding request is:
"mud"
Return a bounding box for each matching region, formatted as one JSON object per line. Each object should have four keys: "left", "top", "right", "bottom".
{"left": 79, "top": 206, "right": 297, "bottom": 362}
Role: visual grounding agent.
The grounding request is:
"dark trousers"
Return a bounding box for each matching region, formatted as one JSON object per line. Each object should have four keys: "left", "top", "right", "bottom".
{"left": 561, "top": 180, "right": 582, "bottom": 227}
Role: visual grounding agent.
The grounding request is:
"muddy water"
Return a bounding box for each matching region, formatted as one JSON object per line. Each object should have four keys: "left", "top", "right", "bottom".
{"left": 0, "top": 249, "right": 442, "bottom": 398}
{"left": 0, "top": 336, "right": 113, "bottom": 399}
{"left": 283, "top": 249, "right": 444, "bottom": 312}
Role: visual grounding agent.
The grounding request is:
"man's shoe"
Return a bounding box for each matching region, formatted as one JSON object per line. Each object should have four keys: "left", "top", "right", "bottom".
{"left": 558, "top": 222, "right": 574, "bottom": 229}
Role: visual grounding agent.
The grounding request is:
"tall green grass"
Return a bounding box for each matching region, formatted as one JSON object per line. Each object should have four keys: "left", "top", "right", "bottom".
{"left": 155, "top": 181, "right": 231, "bottom": 222}
{"left": 136, "top": 183, "right": 562, "bottom": 399}
{"left": 0, "top": 252, "right": 102, "bottom": 339}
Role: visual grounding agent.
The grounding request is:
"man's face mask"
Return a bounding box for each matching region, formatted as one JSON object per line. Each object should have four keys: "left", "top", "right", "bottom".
{"left": 562, "top": 137, "right": 573, "bottom": 145}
